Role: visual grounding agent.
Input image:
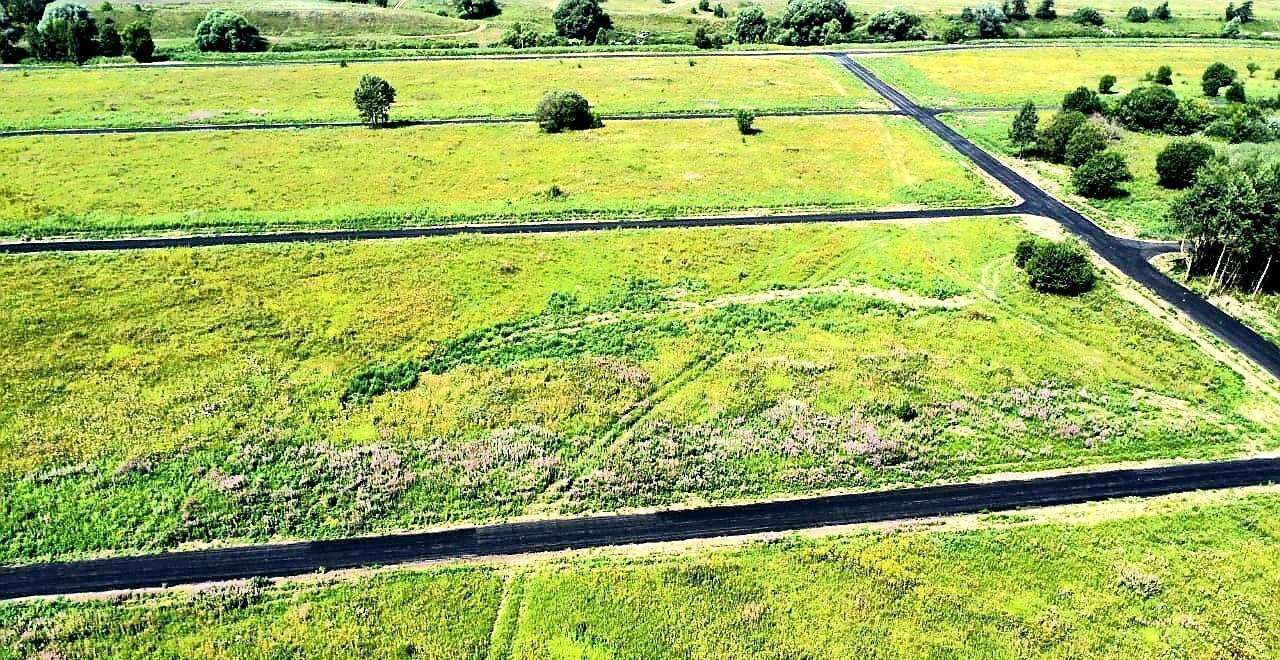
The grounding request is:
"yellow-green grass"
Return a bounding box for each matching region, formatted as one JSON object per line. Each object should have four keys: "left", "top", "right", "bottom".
{"left": 99, "top": 0, "right": 473, "bottom": 39}
{"left": 943, "top": 110, "right": 1280, "bottom": 239}
{"left": 2, "top": 218, "right": 1276, "bottom": 563}
{"left": 0, "top": 115, "right": 1001, "bottom": 238}
{"left": 859, "top": 46, "right": 1280, "bottom": 109}
{"left": 0, "top": 55, "right": 885, "bottom": 131}
{"left": 5, "top": 491, "right": 1280, "bottom": 658}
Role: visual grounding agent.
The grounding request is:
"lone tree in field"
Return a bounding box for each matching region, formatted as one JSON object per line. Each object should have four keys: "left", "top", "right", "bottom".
{"left": 1152, "top": 1, "right": 1171, "bottom": 19}
{"left": 354, "top": 74, "right": 396, "bottom": 127}
{"left": 736, "top": 109, "right": 757, "bottom": 135}
{"left": 552, "top": 0, "right": 611, "bottom": 42}
{"left": 194, "top": 9, "right": 266, "bottom": 52}
{"left": 1008, "top": 100, "right": 1039, "bottom": 155}
{"left": 1098, "top": 74, "right": 1117, "bottom": 94}
{"left": 1154, "top": 64, "right": 1173, "bottom": 85}
{"left": 1016, "top": 238, "right": 1097, "bottom": 294}
{"left": 535, "top": 90, "right": 598, "bottom": 133}
{"left": 1201, "top": 61, "right": 1236, "bottom": 96}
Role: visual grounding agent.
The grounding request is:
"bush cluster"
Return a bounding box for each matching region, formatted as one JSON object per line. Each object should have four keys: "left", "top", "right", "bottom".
{"left": 194, "top": 9, "right": 266, "bottom": 52}
{"left": 1015, "top": 238, "right": 1098, "bottom": 295}
{"left": 535, "top": 90, "right": 600, "bottom": 133}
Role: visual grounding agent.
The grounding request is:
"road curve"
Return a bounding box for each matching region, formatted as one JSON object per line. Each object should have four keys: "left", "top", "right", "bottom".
{"left": 1, "top": 457, "right": 1276, "bottom": 599}
{"left": 834, "top": 55, "right": 1280, "bottom": 381}
{"left": 0, "top": 206, "right": 1021, "bottom": 254}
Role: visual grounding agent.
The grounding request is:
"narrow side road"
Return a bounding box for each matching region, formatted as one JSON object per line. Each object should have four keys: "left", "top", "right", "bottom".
{"left": 834, "top": 54, "right": 1280, "bottom": 381}
{"left": 0, "top": 205, "right": 1021, "bottom": 254}
{"left": 1, "top": 458, "right": 1277, "bottom": 600}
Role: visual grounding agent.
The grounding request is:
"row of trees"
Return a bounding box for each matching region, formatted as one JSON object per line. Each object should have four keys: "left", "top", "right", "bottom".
{"left": 0, "top": 0, "right": 151, "bottom": 63}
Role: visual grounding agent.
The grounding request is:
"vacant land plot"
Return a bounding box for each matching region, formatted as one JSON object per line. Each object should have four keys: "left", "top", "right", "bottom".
{"left": 859, "top": 46, "right": 1280, "bottom": 108}
{"left": 4, "top": 491, "right": 1279, "bottom": 658}
{"left": 0, "top": 115, "right": 1000, "bottom": 237}
{"left": 945, "top": 110, "right": 1280, "bottom": 238}
{"left": 0, "top": 56, "right": 884, "bottom": 131}
{"left": 2, "top": 218, "right": 1275, "bottom": 563}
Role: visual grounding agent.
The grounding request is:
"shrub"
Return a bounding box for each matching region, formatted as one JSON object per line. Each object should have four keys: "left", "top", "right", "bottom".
{"left": 1224, "top": 81, "right": 1246, "bottom": 103}
{"left": 1007, "top": 0, "right": 1030, "bottom": 19}
{"left": 1064, "top": 121, "right": 1108, "bottom": 167}
{"left": 497, "top": 22, "right": 564, "bottom": 48}
{"left": 1246, "top": 61, "right": 1259, "bottom": 77}
{"left": 1036, "top": 109, "right": 1088, "bottom": 162}
{"left": 1008, "top": 100, "right": 1039, "bottom": 154}
{"left": 1155, "top": 140, "right": 1214, "bottom": 188}
{"left": 972, "top": 4, "right": 1007, "bottom": 36}
{"left": 693, "top": 25, "right": 723, "bottom": 48}
{"left": 353, "top": 74, "right": 396, "bottom": 126}
{"left": 778, "top": 0, "right": 854, "bottom": 45}
{"left": 1220, "top": 16, "right": 1241, "bottom": 38}
{"left": 536, "top": 90, "right": 598, "bottom": 132}
{"left": 1062, "top": 85, "right": 1104, "bottom": 114}
{"left": 867, "top": 8, "right": 925, "bottom": 40}
{"left": 1202, "top": 61, "right": 1237, "bottom": 96}
{"left": 1113, "top": 84, "right": 1179, "bottom": 131}
{"left": 552, "top": 0, "right": 611, "bottom": 42}
{"left": 1275, "top": 67, "right": 1280, "bottom": 80}
{"left": 1018, "top": 238, "right": 1097, "bottom": 294}
{"left": 1072, "top": 151, "right": 1132, "bottom": 198}
{"left": 194, "top": 9, "right": 266, "bottom": 52}
{"left": 453, "top": 0, "right": 499, "bottom": 18}
{"left": 121, "top": 19, "right": 152, "bottom": 62}
{"left": 342, "top": 360, "right": 420, "bottom": 405}
{"left": 96, "top": 16, "right": 120, "bottom": 55}
{"left": 735, "top": 109, "right": 756, "bottom": 135}
{"left": 1125, "top": 5, "right": 1148, "bottom": 21}
{"left": 1229, "top": 0, "right": 1253, "bottom": 21}
{"left": 940, "top": 21, "right": 966, "bottom": 42}
{"left": 1153, "top": 64, "right": 1173, "bottom": 85}
{"left": 1098, "top": 74, "right": 1117, "bottom": 94}
{"left": 698, "top": 0, "right": 710, "bottom": 10}
{"left": 1072, "top": 6, "right": 1103, "bottom": 24}
{"left": 1167, "top": 97, "right": 1217, "bottom": 135}
{"left": 713, "top": 3, "right": 727, "bottom": 17}
{"left": 1151, "top": 1, "right": 1170, "bottom": 19}
{"left": 1034, "top": 0, "right": 1056, "bottom": 19}
{"left": 31, "top": 2, "right": 97, "bottom": 62}
{"left": 1203, "top": 103, "right": 1276, "bottom": 143}
{"left": 733, "top": 4, "right": 768, "bottom": 42}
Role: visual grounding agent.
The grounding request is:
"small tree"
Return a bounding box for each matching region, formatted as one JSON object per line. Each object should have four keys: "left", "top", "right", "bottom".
{"left": 535, "top": 90, "right": 598, "bottom": 133}
{"left": 1036, "top": 109, "right": 1088, "bottom": 162}
{"left": 1125, "top": 5, "right": 1148, "bottom": 21}
{"left": 1034, "top": 0, "right": 1056, "bottom": 19}
{"left": 121, "top": 20, "right": 153, "bottom": 62}
{"left": 552, "top": 0, "right": 611, "bottom": 42}
{"left": 96, "top": 16, "right": 121, "bottom": 56}
{"left": 353, "top": 74, "right": 396, "bottom": 127}
{"left": 1064, "top": 121, "right": 1108, "bottom": 167}
{"left": 453, "top": 0, "right": 500, "bottom": 18}
{"left": 1154, "top": 64, "right": 1173, "bottom": 85}
{"left": 1098, "top": 74, "right": 1117, "bottom": 94}
{"left": 733, "top": 4, "right": 768, "bottom": 42}
{"left": 1008, "top": 0, "right": 1030, "bottom": 19}
{"left": 735, "top": 109, "right": 756, "bottom": 135}
{"left": 1072, "top": 6, "right": 1103, "bottom": 25}
{"left": 1021, "top": 239, "right": 1098, "bottom": 294}
{"left": 1167, "top": 98, "right": 1217, "bottom": 135}
{"left": 1072, "top": 151, "right": 1132, "bottom": 198}
{"left": 194, "top": 10, "right": 266, "bottom": 52}
{"left": 693, "top": 25, "right": 723, "bottom": 48}
{"left": 1155, "top": 140, "right": 1214, "bottom": 188}
{"left": 867, "top": 8, "right": 925, "bottom": 40}
{"left": 1113, "top": 84, "right": 1179, "bottom": 131}
{"left": 1062, "top": 85, "right": 1104, "bottom": 114}
{"left": 1224, "top": 81, "right": 1246, "bottom": 103}
{"left": 1008, "top": 100, "right": 1039, "bottom": 155}
{"left": 1235, "top": 0, "right": 1253, "bottom": 21}
{"left": 1151, "top": 1, "right": 1171, "bottom": 18}
{"left": 1201, "top": 61, "right": 1237, "bottom": 97}
{"left": 713, "top": 3, "right": 727, "bottom": 18}
{"left": 1245, "top": 61, "right": 1259, "bottom": 77}
{"left": 972, "top": 4, "right": 1007, "bottom": 36}
{"left": 941, "top": 22, "right": 966, "bottom": 42}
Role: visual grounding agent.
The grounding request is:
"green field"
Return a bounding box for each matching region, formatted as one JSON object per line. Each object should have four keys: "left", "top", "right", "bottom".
{"left": 0, "top": 55, "right": 886, "bottom": 130}
{"left": 0, "top": 115, "right": 1002, "bottom": 237}
{"left": 2, "top": 218, "right": 1276, "bottom": 563}
{"left": 4, "top": 490, "right": 1279, "bottom": 658}
{"left": 859, "top": 46, "right": 1280, "bottom": 108}
{"left": 944, "top": 110, "right": 1280, "bottom": 239}
{"left": 100, "top": 0, "right": 473, "bottom": 40}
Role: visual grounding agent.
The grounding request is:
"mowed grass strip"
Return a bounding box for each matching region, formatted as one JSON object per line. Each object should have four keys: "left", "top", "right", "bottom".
{"left": 0, "top": 56, "right": 885, "bottom": 131}
{"left": 2, "top": 218, "right": 1275, "bottom": 563}
{"left": 859, "top": 46, "right": 1280, "bottom": 108}
{"left": 4, "top": 492, "right": 1279, "bottom": 658}
{"left": 0, "top": 115, "right": 1001, "bottom": 238}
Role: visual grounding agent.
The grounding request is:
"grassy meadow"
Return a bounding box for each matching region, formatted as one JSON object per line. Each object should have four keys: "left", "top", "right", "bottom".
{"left": 4, "top": 490, "right": 1280, "bottom": 658}
{"left": 2, "top": 217, "right": 1276, "bottom": 563}
{"left": 859, "top": 45, "right": 1280, "bottom": 108}
{"left": 0, "top": 55, "right": 885, "bottom": 130}
{"left": 0, "top": 115, "right": 1002, "bottom": 237}
{"left": 944, "top": 110, "right": 1280, "bottom": 238}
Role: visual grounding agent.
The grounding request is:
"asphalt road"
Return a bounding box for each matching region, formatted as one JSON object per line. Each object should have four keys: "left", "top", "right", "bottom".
{"left": 834, "top": 55, "right": 1280, "bottom": 381}
{"left": 2, "top": 457, "right": 1277, "bottom": 600}
{"left": 0, "top": 205, "right": 1020, "bottom": 253}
